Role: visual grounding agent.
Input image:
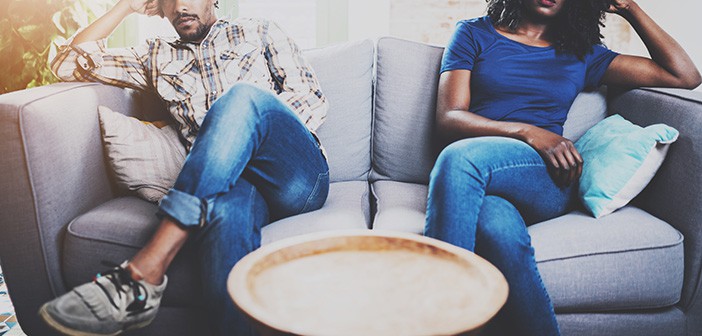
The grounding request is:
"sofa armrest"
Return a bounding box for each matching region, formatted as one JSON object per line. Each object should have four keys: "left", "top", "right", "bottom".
{"left": 0, "top": 82, "right": 162, "bottom": 334}
{"left": 608, "top": 87, "right": 702, "bottom": 311}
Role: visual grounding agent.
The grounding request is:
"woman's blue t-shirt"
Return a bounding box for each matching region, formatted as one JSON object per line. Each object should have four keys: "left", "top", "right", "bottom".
{"left": 441, "top": 16, "right": 619, "bottom": 135}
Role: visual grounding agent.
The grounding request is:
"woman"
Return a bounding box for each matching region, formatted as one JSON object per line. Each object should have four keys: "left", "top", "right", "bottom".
{"left": 425, "top": 0, "right": 700, "bottom": 335}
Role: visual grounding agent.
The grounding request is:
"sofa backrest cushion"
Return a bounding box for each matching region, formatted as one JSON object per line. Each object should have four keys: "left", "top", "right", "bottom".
{"left": 371, "top": 37, "right": 444, "bottom": 184}
{"left": 371, "top": 37, "right": 608, "bottom": 184}
{"left": 562, "top": 87, "right": 608, "bottom": 142}
{"left": 305, "top": 39, "right": 374, "bottom": 182}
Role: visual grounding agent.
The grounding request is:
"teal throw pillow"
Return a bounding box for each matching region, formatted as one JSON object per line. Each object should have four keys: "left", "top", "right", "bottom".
{"left": 574, "top": 114, "right": 679, "bottom": 218}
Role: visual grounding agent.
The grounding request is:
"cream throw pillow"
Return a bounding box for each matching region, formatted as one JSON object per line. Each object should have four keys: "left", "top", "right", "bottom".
{"left": 98, "top": 106, "right": 186, "bottom": 203}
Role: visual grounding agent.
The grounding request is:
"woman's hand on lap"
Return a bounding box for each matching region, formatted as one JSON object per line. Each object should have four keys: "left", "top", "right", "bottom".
{"left": 522, "top": 126, "right": 583, "bottom": 187}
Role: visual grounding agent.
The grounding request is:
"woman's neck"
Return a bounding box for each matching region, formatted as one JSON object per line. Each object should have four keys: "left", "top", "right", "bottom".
{"left": 515, "top": 20, "right": 551, "bottom": 42}
{"left": 495, "top": 17, "right": 555, "bottom": 47}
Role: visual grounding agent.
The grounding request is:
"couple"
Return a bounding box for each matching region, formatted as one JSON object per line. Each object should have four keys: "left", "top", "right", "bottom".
{"left": 40, "top": 0, "right": 700, "bottom": 335}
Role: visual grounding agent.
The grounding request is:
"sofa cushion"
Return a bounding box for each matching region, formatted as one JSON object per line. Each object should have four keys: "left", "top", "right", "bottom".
{"left": 63, "top": 181, "right": 371, "bottom": 308}
{"left": 305, "top": 40, "right": 374, "bottom": 183}
{"left": 371, "top": 37, "right": 610, "bottom": 184}
{"left": 371, "top": 180, "right": 684, "bottom": 312}
{"left": 561, "top": 87, "right": 608, "bottom": 142}
{"left": 371, "top": 37, "right": 444, "bottom": 184}
{"left": 531, "top": 208, "right": 683, "bottom": 312}
{"left": 97, "top": 106, "right": 186, "bottom": 203}
{"left": 261, "top": 181, "right": 371, "bottom": 244}
{"left": 575, "top": 114, "right": 679, "bottom": 218}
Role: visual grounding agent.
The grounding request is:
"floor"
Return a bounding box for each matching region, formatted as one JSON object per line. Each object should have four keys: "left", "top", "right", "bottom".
{"left": 0, "top": 266, "right": 26, "bottom": 336}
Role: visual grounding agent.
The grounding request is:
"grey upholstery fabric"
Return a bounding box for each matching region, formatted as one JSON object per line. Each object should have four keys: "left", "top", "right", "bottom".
{"left": 305, "top": 40, "right": 374, "bottom": 182}
{"left": 532, "top": 208, "right": 684, "bottom": 311}
{"left": 371, "top": 181, "right": 427, "bottom": 233}
{"left": 262, "top": 181, "right": 371, "bottom": 244}
{"left": 562, "top": 87, "right": 609, "bottom": 142}
{"left": 63, "top": 182, "right": 370, "bottom": 307}
{"left": 557, "top": 307, "right": 685, "bottom": 336}
{"left": 371, "top": 181, "right": 685, "bottom": 311}
{"left": 371, "top": 37, "right": 444, "bottom": 184}
{"left": 0, "top": 83, "right": 162, "bottom": 336}
{"left": 609, "top": 88, "right": 702, "bottom": 310}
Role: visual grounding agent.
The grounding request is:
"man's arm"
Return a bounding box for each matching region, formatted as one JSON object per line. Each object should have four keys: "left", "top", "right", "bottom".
{"left": 261, "top": 20, "right": 328, "bottom": 133}
{"left": 50, "top": 0, "right": 161, "bottom": 91}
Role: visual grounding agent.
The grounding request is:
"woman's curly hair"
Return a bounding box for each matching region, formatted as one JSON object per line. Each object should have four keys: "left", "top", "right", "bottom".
{"left": 486, "top": 0, "right": 610, "bottom": 59}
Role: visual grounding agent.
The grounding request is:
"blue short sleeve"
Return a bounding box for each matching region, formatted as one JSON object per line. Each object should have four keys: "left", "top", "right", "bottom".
{"left": 585, "top": 45, "right": 619, "bottom": 88}
{"left": 441, "top": 21, "right": 478, "bottom": 73}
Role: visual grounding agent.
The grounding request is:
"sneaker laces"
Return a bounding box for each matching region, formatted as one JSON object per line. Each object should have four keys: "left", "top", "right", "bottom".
{"left": 93, "top": 261, "right": 152, "bottom": 317}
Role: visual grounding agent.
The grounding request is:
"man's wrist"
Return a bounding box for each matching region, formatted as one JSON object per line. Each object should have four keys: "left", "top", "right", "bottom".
{"left": 113, "top": 0, "right": 137, "bottom": 18}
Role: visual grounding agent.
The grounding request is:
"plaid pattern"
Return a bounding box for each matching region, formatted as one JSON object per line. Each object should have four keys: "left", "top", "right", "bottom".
{"left": 52, "top": 18, "right": 328, "bottom": 149}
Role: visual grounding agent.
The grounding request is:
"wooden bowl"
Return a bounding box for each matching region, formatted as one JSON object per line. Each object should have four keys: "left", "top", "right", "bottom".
{"left": 228, "top": 230, "right": 508, "bottom": 336}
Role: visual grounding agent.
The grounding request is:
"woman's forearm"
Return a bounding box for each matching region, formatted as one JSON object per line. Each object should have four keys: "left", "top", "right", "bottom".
{"left": 437, "top": 109, "right": 536, "bottom": 143}
{"left": 622, "top": 1, "right": 701, "bottom": 87}
{"left": 71, "top": 0, "right": 135, "bottom": 45}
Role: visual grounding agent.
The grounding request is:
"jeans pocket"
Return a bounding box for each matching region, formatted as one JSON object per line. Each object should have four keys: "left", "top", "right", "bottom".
{"left": 301, "top": 170, "right": 330, "bottom": 214}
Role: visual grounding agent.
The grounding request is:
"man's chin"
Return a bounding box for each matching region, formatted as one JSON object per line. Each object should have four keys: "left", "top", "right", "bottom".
{"left": 176, "top": 26, "right": 208, "bottom": 42}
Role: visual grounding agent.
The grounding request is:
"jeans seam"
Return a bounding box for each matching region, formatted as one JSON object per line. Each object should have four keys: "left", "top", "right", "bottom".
{"left": 300, "top": 171, "right": 328, "bottom": 214}
{"left": 488, "top": 162, "right": 546, "bottom": 176}
{"left": 479, "top": 162, "right": 546, "bottom": 188}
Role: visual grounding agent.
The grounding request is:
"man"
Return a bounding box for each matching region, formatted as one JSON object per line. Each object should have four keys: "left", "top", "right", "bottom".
{"left": 39, "top": 0, "right": 329, "bottom": 335}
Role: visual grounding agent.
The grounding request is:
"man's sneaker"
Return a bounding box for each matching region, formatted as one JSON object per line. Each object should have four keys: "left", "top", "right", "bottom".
{"left": 39, "top": 261, "right": 167, "bottom": 336}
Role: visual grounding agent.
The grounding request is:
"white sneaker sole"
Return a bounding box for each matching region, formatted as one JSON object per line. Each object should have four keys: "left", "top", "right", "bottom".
{"left": 39, "top": 303, "right": 152, "bottom": 336}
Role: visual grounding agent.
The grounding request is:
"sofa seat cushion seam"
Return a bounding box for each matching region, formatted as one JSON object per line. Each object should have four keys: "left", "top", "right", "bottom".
{"left": 537, "top": 236, "right": 684, "bottom": 264}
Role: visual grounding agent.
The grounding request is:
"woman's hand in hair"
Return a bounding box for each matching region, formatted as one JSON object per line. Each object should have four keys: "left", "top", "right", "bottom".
{"left": 521, "top": 126, "right": 583, "bottom": 187}
{"left": 606, "top": 0, "right": 635, "bottom": 16}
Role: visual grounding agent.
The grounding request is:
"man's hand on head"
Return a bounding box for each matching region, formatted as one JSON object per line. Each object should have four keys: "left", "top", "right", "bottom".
{"left": 126, "top": 0, "right": 164, "bottom": 17}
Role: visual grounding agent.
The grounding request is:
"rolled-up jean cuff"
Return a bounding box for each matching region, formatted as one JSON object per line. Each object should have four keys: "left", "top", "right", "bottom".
{"left": 158, "top": 189, "right": 206, "bottom": 228}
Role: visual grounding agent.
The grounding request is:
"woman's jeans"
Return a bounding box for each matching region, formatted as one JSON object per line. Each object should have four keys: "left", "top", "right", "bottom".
{"left": 425, "top": 136, "right": 576, "bottom": 336}
{"left": 158, "top": 83, "right": 330, "bottom": 336}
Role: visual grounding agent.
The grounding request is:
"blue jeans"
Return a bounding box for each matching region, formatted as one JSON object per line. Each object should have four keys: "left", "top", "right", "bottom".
{"left": 158, "top": 83, "right": 330, "bottom": 336}
{"left": 425, "top": 137, "right": 576, "bottom": 336}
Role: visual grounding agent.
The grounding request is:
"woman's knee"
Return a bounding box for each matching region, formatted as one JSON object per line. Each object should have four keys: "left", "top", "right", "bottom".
{"left": 431, "top": 138, "right": 491, "bottom": 182}
{"left": 476, "top": 196, "right": 531, "bottom": 248}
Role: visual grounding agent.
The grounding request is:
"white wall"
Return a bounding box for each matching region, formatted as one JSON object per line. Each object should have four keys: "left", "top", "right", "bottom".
{"left": 348, "top": 0, "right": 389, "bottom": 41}
{"left": 239, "top": 0, "right": 317, "bottom": 49}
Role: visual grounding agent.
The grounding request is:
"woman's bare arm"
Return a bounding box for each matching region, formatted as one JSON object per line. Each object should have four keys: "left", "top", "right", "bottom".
{"left": 601, "top": 0, "right": 701, "bottom": 89}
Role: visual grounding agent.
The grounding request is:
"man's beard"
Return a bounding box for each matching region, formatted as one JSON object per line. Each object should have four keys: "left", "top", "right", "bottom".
{"left": 173, "top": 13, "right": 212, "bottom": 42}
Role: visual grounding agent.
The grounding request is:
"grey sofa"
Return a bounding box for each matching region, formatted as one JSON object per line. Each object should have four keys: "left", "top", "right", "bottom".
{"left": 1, "top": 37, "right": 701, "bottom": 336}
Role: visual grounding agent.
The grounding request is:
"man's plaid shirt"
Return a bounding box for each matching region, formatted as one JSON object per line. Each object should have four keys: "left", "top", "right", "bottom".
{"left": 51, "top": 17, "right": 328, "bottom": 149}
